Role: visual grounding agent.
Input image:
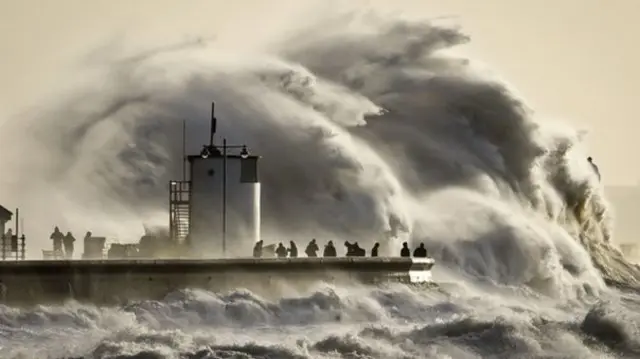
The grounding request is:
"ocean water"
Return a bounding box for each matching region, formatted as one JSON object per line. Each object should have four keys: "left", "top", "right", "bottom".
{"left": 1, "top": 9, "right": 640, "bottom": 359}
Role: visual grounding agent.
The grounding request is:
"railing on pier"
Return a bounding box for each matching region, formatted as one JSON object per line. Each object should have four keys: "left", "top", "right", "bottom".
{"left": 1, "top": 234, "right": 26, "bottom": 261}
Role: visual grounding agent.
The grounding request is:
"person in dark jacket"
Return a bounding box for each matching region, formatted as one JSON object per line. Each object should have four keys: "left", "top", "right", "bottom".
{"left": 50, "top": 227, "right": 64, "bottom": 254}
{"left": 353, "top": 242, "right": 365, "bottom": 256}
{"left": 400, "top": 242, "right": 410, "bottom": 257}
{"left": 63, "top": 231, "right": 76, "bottom": 259}
{"left": 253, "top": 240, "right": 263, "bottom": 258}
{"left": 305, "top": 239, "right": 319, "bottom": 257}
{"left": 344, "top": 241, "right": 355, "bottom": 256}
{"left": 275, "top": 243, "right": 288, "bottom": 258}
{"left": 413, "top": 242, "right": 428, "bottom": 258}
{"left": 288, "top": 241, "right": 298, "bottom": 258}
{"left": 371, "top": 242, "right": 380, "bottom": 257}
{"left": 323, "top": 241, "right": 336, "bottom": 257}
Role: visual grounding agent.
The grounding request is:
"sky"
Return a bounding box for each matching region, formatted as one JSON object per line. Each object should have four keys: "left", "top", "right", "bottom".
{"left": 0, "top": 0, "right": 638, "bottom": 185}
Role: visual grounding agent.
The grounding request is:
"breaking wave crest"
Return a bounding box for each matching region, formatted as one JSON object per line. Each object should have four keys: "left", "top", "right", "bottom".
{"left": 2, "top": 285, "right": 640, "bottom": 358}
{"left": 1, "top": 9, "right": 640, "bottom": 358}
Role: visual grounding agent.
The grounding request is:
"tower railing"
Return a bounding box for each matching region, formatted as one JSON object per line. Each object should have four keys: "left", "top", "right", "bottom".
{"left": 169, "top": 180, "right": 191, "bottom": 243}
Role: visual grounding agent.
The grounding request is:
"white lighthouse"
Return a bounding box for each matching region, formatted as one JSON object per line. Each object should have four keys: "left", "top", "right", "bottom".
{"left": 169, "top": 103, "right": 261, "bottom": 258}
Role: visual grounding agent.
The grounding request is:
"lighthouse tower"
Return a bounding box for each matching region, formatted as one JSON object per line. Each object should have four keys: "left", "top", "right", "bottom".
{"left": 169, "top": 103, "right": 260, "bottom": 258}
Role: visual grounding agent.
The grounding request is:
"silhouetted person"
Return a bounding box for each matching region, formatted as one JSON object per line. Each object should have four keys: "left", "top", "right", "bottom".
{"left": 413, "top": 242, "right": 427, "bottom": 258}
{"left": 305, "top": 239, "right": 319, "bottom": 257}
{"left": 371, "top": 242, "right": 379, "bottom": 257}
{"left": 344, "top": 241, "right": 355, "bottom": 256}
{"left": 276, "top": 243, "right": 288, "bottom": 258}
{"left": 253, "top": 240, "right": 263, "bottom": 258}
{"left": 323, "top": 240, "right": 337, "bottom": 257}
{"left": 587, "top": 157, "right": 601, "bottom": 181}
{"left": 63, "top": 231, "right": 76, "bottom": 259}
{"left": 50, "top": 227, "right": 64, "bottom": 255}
{"left": 288, "top": 241, "right": 298, "bottom": 258}
{"left": 354, "top": 242, "right": 366, "bottom": 256}
{"left": 400, "top": 242, "right": 410, "bottom": 257}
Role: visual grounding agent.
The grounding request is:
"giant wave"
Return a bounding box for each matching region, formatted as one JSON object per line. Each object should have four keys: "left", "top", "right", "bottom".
{"left": 1, "top": 10, "right": 640, "bottom": 359}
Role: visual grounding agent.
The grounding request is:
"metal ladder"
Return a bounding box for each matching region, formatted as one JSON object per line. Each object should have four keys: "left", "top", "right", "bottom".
{"left": 169, "top": 181, "right": 191, "bottom": 242}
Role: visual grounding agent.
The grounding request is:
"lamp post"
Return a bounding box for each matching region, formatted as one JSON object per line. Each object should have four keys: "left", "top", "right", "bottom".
{"left": 221, "top": 142, "right": 249, "bottom": 257}
{"left": 222, "top": 138, "right": 227, "bottom": 257}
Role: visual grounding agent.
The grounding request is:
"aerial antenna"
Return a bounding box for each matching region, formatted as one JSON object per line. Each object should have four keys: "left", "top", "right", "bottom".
{"left": 209, "top": 102, "right": 217, "bottom": 147}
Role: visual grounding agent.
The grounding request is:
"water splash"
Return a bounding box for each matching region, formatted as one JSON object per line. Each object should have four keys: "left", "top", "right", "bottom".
{"left": 0, "top": 9, "right": 639, "bottom": 358}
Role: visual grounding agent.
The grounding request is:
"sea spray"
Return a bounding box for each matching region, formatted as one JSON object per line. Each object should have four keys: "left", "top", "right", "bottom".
{"left": 0, "top": 9, "right": 639, "bottom": 359}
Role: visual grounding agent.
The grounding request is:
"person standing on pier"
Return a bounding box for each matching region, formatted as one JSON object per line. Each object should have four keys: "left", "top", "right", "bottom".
{"left": 371, "top": 243, "right": 380, "bottom": 257}
{"left": 288, "top": 241, "right": 298, "bottom": 258}
{"left": 400, "top": 242, "right": 410, "bottom": 257}
{"left": 323, "top": 241, "right": 336, "bottom": 257}
{"left": 50, "top": 227, "right": 64, "bottom": 257}
{"left": 253, "top": 240, "right": 263, "bottom": 258}
{"left": 63, "top": 231, "right": 76, "bottom": 259}
{"left": 413, "top": 243, "right": 428, "bottom": 258}
{"left": 275, "top": 243, "right": 288, "bottom": 258}
{"left": 305, "top": 239, "right": 319, "bottom": 257}
{"left": 344, "top": 241, "right": 355, "bottom": 256}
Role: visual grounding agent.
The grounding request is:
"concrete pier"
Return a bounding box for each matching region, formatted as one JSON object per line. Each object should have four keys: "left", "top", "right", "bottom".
{"left": 0, "top": 257, "right": 435, "bottom": 306}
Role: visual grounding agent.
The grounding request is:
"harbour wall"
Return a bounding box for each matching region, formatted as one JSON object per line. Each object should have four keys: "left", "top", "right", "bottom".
{"left": 0, "top": 257, "right": 435, "bottom": 306}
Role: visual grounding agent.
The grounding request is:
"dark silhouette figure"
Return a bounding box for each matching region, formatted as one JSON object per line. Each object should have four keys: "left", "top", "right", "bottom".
{"left": 353, "top": 242, "right": 365, "bottom": 256}
{"left": 400, "top": 242, "right": 410, "bottom": 257}
{"left": 323, "top": 240, "right": 337, "bottom": 257}
{"left": 276, "top": 243, "right": 288, "bottom": 258}
{"left": 371, "top": 242, "right": 380, "bottom": 257}
{"left": 305, "top": 239, "right": 319, "bottom": 257}
{"left": 587, "top": 157, "right": 601, "bottom": 181}
{"left": 345, "top": 241, "right": 365, "bottom": 257}
{"left": 50, "top": 227, "right": 64, "bottom": 255}
{"left": 413, "top": 242, "right": 428, "bottom": 258}
{"left": 63, "top": 231, "right": 76, "bottom": 259}
{"left": 253, "top": 240, "right": 263, "bottom": 258}
{"left": 288, "top": 241, "right": 298, "bottom": 258}
{"left": 344, "top": 241, "right": 355, "bottom": 256}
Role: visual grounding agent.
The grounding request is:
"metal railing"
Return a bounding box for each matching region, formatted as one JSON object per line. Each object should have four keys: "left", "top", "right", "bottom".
{"left": 1, "top": 234, "right": 26, "bottom": 261}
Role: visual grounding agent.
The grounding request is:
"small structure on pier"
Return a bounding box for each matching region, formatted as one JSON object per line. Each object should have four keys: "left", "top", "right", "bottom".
{"left": 169, "top": 102, "right": 261, "bottom": 258}
{"left": 0, "top": 206, "right": 26, "bottom": 261}
{"left": 0, "top": 205, "right": 11, "bottom": 236}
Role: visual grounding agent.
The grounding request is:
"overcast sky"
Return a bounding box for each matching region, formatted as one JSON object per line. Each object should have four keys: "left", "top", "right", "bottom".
{"left": 1, "top": 0, "right": 638, "bottom": 184}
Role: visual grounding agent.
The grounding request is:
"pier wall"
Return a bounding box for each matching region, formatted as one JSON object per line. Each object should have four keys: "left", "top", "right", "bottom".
{"left": 0, "top": 257, "right": 434, "bottom": 306}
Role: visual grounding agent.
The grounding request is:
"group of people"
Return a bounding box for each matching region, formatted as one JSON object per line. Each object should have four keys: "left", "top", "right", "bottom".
{"left": 252, "top": 239, "right": 429, "bottom": 258}
{"left": 49, "top": 226, "right": 78, "bottom": 259}
{"left": 253, "top": 157, "right": 601, "bottom": 259}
